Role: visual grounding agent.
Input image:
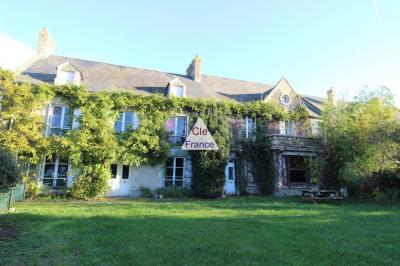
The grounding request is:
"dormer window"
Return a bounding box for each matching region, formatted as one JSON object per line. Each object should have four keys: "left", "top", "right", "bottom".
{"left": 58, "top": 71, "right": 75, "bottom": 84}
{"left": 170, "top": 85, "right": 184, "bottom": 97}
{"left": 115, "top": 111, "right": 140, "bottom": 133}
{"left": 167, "top": 78, "right": 186, "bottom": 98}
{"left": 54, "top": 62, "right": 82, "bottom": 86}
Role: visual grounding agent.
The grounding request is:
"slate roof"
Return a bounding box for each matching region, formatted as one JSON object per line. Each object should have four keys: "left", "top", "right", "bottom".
{"left": 20, "top": 55, "right": 271, "bottom": 102}
{"left": 19, "top": 55, "right": 327, "bottom": 117}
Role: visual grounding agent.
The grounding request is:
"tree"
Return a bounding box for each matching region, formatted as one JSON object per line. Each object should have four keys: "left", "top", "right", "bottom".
{"left": 0, "top": 146, "right": 21, "bottom": 193}
{"left": 323, "top": 87, "right": 400, "bottom": 195}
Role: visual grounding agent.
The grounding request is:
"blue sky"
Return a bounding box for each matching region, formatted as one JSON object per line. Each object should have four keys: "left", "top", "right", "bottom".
{"left": 0, "top": 0, "right": 399, "bottom": 105}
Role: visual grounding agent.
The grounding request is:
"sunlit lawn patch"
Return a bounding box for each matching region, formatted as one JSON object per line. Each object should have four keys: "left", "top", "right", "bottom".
{"left": 1, "top": 197, "right": 399, "bottom": 265}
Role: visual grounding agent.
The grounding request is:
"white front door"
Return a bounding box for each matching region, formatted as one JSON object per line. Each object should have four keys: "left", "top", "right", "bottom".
{"left": 224, "top": 160, "right": 236, "bottom": 195}
{"left": 108, "top": 164, "right": 131, "bottom": 196}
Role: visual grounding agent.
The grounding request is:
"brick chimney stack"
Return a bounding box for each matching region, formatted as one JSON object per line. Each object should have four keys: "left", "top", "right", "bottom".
{"left": 327, "top": 87, "right": 337, "bottom": 105}
{"left": 186, "top": 55, "right": 202, "bottom": 82}
{"left": 37, "top": 27, "right": 55, "bottom": 58}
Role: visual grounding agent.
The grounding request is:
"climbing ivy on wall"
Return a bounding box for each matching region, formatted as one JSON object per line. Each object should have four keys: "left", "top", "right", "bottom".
{"left": 0, "top": 69, "right": 309, "bottom": 199}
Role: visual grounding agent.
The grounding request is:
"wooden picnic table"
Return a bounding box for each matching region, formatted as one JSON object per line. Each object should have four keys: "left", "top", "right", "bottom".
{"left": 299, "top": 189, "right": 344, "bottom": 203}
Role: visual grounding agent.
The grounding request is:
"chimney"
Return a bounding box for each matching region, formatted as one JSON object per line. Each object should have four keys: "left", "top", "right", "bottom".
{"left": 186, "top": 55, "right": 202, "bottom": 82}
{"left": 37, "top": 27, "right": 56, "bottom": 58}
{"left": 327, "top": 87, "right": 337, "bottom": 105}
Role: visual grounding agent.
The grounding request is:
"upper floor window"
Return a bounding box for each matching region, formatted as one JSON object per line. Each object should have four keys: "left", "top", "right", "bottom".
{"left": 58, "top": 71, "right": 75, "bottom": 85}
{"left": 311, "top": 120, "right": 322, "bottom": 136}
{"left": 115, "top": 111, "right": 140, "bottom": 133}
{"left": 54, "top": 62, "right": 82, "bottom": 86}
{"left": 242, "top": 117, "right": 256, "bottom": 139}
{"left": 168, "top": 78, "right": 186, "bottom": 98}
{"left": 166, "top": 116, "right": 187, "bottom": 144}
{"left": 279, "top": 121, "right": 293, "bottom": 135}
{"left": 170, "top": 85, "right": 184, "bottom": 97}
{"left": 49, "top": 105, "right": 71, "bottom": 136}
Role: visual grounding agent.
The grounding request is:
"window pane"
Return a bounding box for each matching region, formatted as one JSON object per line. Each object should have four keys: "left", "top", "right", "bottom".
{"left": 124, "top": 112, "right": 133, "bottom": 130}
{"left": 51, "top": 106, "right": 63, "bottom": 128}
{"left": 44, "top": 164, "right": 55, "bottom": 178}
{"left": 111, "top": 164, "right": 117, "bottom": 179}
{"left": 166, "top": 167, "right": 173, "bottom": 177}
{"left": 57, "top": 164, "right": 68, "bottom": 176}
{"left": 63, "top": 107, "right": 70, "bottom": 129}
{"left": 175, "top": 158, "right": 184, "bottom": 167}
{"left": 122, "top": 165, "right": 129, "bottom": 179}
{"left": 164, "top": 180, "right": 173, "bottom": 187}
{"left": 133, "top": 113, "right": 140, "bottom": 129}
{"left": 43, "top": 178, "right": 53, "bottom": 186}
{"left": 279, "top": 121, "right": 286, "bottom": 135}
{"left": 247, "top": 117, "right": 255, "bottom": 138}
{"left": 175, "top": 180, "right": 183, "bottom": 187}
{"left": 53, "top": 106, "right": 63, "bottom": 116}
{"left": 175, "top": 167, "right": 183, "bottom": 177}
{"left": 176, "top": 117, "right": 186, "bottom": 136}
{"left": 166, "top": 118, "right": 175, "bottom": 133}
{"left": 228, "top": 167, "right": 234, "bottom": 180}
{"left": 171, "top": 86, "right": 184, "bottom": 97}
{"left": 115, "top": 113, "right": 124, "bottom": 132}
{"left": 55, "top": 179, "right": 67, "bottom": 187}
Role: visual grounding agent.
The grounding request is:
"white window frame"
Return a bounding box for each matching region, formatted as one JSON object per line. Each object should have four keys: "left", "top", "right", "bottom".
{"left": 245, "top": 117, "right": 256, "bottom": 139}
{"left": 170, "top": 85, "right": 184, "bottom": 97}
{"left": 59, "top": 70, "right": 76, "bottom": 85}
{"left": 164, "top": 157, "right": 185, "bottom": 187}
{"left": 311, "top": 120, "right": 322, "bottom": 136}
{"left": 279, "top": 121, "right": 293, "bottom": 135}
{"left": 168, "top": 115, "right": 188, "bottom": 144}
{"left": 42, "top": 156, "right": 70, "bottom": 188}
{"left": 47, "top": 105, "right": 71, "bottom": 136}
{"left": 115, "top": 111, "right": 140, "bottom": 132}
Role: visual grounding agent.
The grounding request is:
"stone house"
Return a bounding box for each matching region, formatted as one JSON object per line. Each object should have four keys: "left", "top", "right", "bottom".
{"left": 16, "top": 28, "right": 334, "bottom": 197}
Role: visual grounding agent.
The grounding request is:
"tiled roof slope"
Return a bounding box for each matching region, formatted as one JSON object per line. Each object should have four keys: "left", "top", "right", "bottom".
{"left": 19, "top": 55, "right": 327, "bottom": 117}
{"left": 20, "top": 55, "right": 271, "bottom": 102}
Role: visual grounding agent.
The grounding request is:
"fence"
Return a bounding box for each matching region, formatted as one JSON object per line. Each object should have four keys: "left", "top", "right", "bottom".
{"left": 0, "top": 184, "right": 25, "bottom": 211}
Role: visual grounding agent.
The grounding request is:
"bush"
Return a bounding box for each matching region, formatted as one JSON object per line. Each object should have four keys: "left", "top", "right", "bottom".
{"left": 0, "top": 147, "right": 21, "bottom": 193}
{"left": 25, "top": 178, "right": 41, "bottom": 199}
{"left": 155, "top": 187, "right": 191, "bottom": 198}
{"left": 139, "top": 186, "right": 154, "bottom": 199}
{"left": 190, "top": 151, "right": 227, "bottom": 198}
{"left": 353, "top": 170, "right": 400, "bottom": 201}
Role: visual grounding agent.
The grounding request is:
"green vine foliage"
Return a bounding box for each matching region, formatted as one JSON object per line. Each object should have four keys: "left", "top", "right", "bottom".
{"left": 239, "top": 119, "right": 275, "bottom": 195}
{"left": 189, "top": 101, "right": 232, "bottom": 198}
{"left": 0, "top": 68, "right": 308, "bottom": 199}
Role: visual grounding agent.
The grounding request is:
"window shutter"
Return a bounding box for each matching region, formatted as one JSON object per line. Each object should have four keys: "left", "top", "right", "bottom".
{"left": 72, "top": 109, "right": 81, "bottom": 129}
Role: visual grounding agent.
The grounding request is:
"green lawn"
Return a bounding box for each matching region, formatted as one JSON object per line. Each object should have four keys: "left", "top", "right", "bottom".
{"left": 1, "top": 197, "right": 399, "bottom": 265}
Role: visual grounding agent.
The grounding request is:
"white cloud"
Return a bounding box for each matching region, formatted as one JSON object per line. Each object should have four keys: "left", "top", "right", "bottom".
{"left": 0, "top": 33, "right": 35, "bottom": 71}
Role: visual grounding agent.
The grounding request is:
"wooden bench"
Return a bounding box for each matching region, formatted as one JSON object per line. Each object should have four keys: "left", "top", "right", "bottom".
{"left": 299, "top": 189, "right": 344, "bottom": 203}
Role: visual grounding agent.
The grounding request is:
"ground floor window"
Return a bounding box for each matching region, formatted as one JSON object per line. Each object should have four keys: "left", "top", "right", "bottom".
{"left": 43, "top": 155, "right": 69, "bottom": 188}
{"left": 165, "top": 158, "right": 184, "bottom": 187}
{"left": 111, "top": 164, "right": 117, "bottom": 179}
{"left": 286, "top": 155, "right": 309, "bottom": 185}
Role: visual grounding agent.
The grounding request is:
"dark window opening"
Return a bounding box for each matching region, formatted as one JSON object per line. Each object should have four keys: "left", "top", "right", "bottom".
{"left": 122, "top": 165, "right": 129, "bottom": 179}
{"left": 111, "top": 164, "right": 117, "bottom": 179}
{"left": 287, "top": 156, "right": 309, "bottom": 184}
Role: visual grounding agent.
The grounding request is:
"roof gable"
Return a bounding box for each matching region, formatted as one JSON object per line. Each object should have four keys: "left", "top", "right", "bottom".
{"left": 262, "top": 77, "right": 303, "bottom": 110}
